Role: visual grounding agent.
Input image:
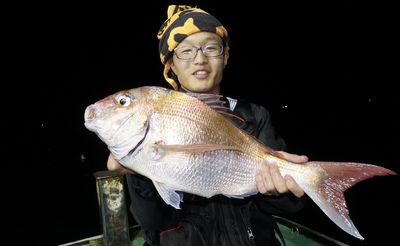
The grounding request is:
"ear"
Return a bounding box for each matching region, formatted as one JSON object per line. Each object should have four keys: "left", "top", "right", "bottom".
{"left": 168, "top": 59, "right": 176, "bottom": 74}
{"left": 223, "top": 50, "right": 230, "bottom": 68}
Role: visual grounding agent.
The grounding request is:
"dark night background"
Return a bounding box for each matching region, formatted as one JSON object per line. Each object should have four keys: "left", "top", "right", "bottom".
{"left": 3, "top": 1, "right": 399, "bottom": 245}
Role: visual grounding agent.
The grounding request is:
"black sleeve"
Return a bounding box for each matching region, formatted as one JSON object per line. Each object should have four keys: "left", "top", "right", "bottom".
{"left": 255, "top": 192, "right": 307, "bottom": 214}
{"left": 249, "top": 103, "right": 288, "bottom": 151}
{"left": 245, "top": 102, "right": 307, "bottom": 213}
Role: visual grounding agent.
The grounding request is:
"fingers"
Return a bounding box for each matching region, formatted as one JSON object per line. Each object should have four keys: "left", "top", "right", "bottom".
{"left": 257, "top": 161, "right": 284, "bottom": 196}
{"left": 256, "top": 164, "right": 278, "bottom": 195}
{"left": 107, "top": 153, "right": 135, "bottom": 175}
{"left": 285, "top": 174, "right": 304, "bottom": 198}
{"left": 256, "top": 160, "right": 304, "bottom": 198}
{"left": 276, "top": 151, "right": 308, "bottom": 164}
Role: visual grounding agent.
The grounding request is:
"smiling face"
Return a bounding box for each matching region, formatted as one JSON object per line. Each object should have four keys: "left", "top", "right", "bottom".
{"left": 169, "top": 32, "right": 229, "bottom": 94}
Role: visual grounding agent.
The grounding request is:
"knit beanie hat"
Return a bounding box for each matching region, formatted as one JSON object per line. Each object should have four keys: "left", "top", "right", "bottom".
{"left": 157, "top": 5, "right": 230, "bottom": 90}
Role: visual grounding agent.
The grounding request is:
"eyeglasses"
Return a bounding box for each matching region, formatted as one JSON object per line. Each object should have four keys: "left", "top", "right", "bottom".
{"left": 174, "top": 44, "right": 224, "bottom": 60}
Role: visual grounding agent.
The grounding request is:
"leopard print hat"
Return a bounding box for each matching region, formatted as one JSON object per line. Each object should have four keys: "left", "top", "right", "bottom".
{"left": 157, "top": 5, "right": 230, "bottom": 90}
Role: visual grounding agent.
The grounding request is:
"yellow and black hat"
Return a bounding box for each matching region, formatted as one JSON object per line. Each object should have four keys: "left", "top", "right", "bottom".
{"left": 157, "top": 5, "right": 230, "bottom": 90}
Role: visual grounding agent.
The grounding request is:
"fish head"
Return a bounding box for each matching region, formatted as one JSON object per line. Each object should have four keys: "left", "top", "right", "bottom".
{"left": 84, "top": 87, "right": 156, "bottom": 160}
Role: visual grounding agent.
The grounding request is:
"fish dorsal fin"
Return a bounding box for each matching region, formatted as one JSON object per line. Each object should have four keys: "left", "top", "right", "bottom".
{"left": 185, "top": 92, "right": 232, "bottom": 116}
{"left": 185, "top": 92, "right": 223, "bottom": 105}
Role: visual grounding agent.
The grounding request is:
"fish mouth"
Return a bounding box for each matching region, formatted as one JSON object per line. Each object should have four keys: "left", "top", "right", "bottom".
{"left": 84, "top": 104, "right": 98, "bottom": 132}
{"left": 85, "top": 102, "right": 150, "bottom": 160}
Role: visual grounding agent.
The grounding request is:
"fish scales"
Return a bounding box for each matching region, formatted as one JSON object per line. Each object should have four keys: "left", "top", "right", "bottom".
{"left": 84, "top": 86, "right": 397, "bottom": 240}
{"left": 154, "top": 114, "right": 262, "bottom": 194}
{"left": 147, "top": 91, "right": 266, "bottom": 195}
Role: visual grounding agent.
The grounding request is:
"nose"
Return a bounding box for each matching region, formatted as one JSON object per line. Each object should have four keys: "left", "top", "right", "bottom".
{"left": 193, "top": 48, "right": 208, "bottom": 63}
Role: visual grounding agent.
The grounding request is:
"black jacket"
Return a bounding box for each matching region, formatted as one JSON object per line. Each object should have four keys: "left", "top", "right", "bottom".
{"left": 125, "top": 97, "right": 306, "bottom": 245}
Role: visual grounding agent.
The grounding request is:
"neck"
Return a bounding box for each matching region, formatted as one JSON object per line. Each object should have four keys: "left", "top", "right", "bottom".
{"left": 179, "top": 85, "right": 221, "bottom": 95}
{"left": 207, "top": 86, "right": 221, "bottom": 95}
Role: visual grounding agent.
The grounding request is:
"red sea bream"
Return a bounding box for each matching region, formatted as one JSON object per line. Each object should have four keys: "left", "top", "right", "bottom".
{"left": 84, "top": 86, "right": 397, "bottom": 240}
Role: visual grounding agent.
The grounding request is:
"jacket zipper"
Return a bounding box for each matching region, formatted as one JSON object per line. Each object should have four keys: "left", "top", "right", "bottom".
{"left": 247, "top": 227, "right": 255, "bottom": 239}
{"left": 244, "top": 202, "right": 255, "bottom": 246}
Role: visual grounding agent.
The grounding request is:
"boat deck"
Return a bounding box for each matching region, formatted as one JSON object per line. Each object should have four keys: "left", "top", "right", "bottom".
{"left": 60, "top": 217, "right": 349, "bottom": 246}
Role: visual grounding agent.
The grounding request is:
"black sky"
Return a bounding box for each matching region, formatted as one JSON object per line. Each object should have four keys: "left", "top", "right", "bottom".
{"left": 4, "top": 1, "right": 400, "bottom": 245}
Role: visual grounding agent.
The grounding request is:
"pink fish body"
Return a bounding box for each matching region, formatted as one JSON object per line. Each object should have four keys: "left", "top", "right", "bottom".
{"left": 84, "top": 86, "right": 397, "bottom": 240}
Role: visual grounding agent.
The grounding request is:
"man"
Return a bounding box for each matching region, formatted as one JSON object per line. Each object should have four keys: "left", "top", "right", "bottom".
{"left": 107, "top": 5, "right": 308, "bottom": 245}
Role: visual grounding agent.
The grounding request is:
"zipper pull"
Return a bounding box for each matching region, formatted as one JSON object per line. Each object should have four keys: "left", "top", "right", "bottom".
{"left": 247, "top": 227, "right": 255, "bottom": 240}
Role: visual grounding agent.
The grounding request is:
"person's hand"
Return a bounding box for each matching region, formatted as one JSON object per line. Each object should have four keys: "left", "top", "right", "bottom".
{"left": 275, "top": 151, "right": 308, "bottom": 164}
{"left": 107, "top": 153, "right": 135, "bottom": 175}
{"left": 256, "top": 151, "right": 308, "bottom": 198}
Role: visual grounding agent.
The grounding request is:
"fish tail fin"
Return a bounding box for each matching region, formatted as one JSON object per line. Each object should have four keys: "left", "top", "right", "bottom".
{"left": 304, "top": 161, "right": 397, "bottom": 240}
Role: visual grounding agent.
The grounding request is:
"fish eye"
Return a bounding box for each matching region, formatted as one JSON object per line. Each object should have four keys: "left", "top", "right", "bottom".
{"left": 117, "top": 94, "right": 132, "bottom": 107}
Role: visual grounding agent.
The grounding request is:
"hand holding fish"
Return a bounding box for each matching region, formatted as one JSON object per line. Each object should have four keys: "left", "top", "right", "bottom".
{"left": 257, "top": 152, "right": 308, "bottom": 198}
{"left": 107, "top": 153, "right": 134, "bottom": 175}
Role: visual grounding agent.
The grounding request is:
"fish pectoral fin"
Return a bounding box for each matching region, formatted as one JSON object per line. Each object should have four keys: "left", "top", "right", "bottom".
{"left": 144, "top": 143, "right": 167, "bottom": 161}
{"left": 163, "top": 144, "right": 241, "bottom": 154}
{"left": 146, "top": 143, "right": 241, "bottom": 160}
{"left": 152, "top": 180, "right": 183, "bottom": 209}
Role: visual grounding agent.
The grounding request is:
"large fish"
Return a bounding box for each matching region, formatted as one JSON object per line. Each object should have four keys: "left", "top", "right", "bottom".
{"left": 84, "top": 86, "right": 396, "bottom": 240}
